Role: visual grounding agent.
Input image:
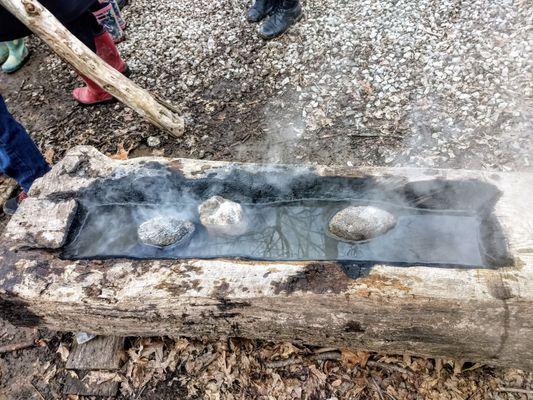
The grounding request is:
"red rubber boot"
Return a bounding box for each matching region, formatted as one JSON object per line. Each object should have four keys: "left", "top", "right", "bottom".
{"left": 72, "top": 31, "right": 129, "bottom": 105}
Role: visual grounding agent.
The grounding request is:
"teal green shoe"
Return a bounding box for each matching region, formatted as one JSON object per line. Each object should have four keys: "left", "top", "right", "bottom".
{"left": 2, "top": 39, "right": 30, "bottom": 74}
{"left": 0, "top": 42, "right": 8, "bottom": 65}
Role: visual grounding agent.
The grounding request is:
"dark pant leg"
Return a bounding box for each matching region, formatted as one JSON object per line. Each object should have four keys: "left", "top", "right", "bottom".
{"left": 0, "top": 95, "right": 50, "bottom": 192}
{"left": 284, "top": 0, "right": 299, "bottom": 7}
{"left": 65, "top": 10, "right": 103, "bottom": 52}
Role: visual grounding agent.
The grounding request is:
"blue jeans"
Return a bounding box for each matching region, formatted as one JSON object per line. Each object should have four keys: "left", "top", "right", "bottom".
{"left": 0, "top": 95, "right": 50, "bottom": 192}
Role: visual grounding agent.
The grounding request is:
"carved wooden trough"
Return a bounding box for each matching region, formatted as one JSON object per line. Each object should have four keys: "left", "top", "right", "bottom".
{"left": 1, "top": 146, "right": 532, "bottom": 370}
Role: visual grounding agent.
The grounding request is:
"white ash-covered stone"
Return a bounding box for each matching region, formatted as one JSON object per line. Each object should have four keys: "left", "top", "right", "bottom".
{"left": 138, "top": 217, "right": 195, "bottom": 247}
{"left": 198, "top": 196, "right": 247, "bottom": 236}
{"left": 328, "top": 205, "right": 397, "bottom": 242}
{"left": 147, "top": 136, "right": 161, "bottom": 147}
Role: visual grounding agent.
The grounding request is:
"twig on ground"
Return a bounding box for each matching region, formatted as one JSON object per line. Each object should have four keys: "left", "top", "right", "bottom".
{"left": 318, "top": 132, "right": 403, "bottom": 140}
{"left": 0, "top": 340, "right": 35, "bottom": 353}
{"left": 366, "top": 361, "right": 413, "bottom": 375}
{"left": 313, "top": 347, "right": 339, "bottom": 354}
{"left": 135, "top": 385, "right": 147, "bottom": 399}
{"left": 266, "top": 351, "right": 342, "bottom": 368}
{"left": 497, "top": 387, "right": 533, "bottom": 395}
{"left": 313, "top": 351, "right": 341, "bottom": 362}
{"left": 30, "top": 382, "right": 46, "bottom": 400}
{"left": 371, "top": 376, "right": 385, "bottom": 400}
{"left": 265, "top": 358, "right": 302, "bottom": 369}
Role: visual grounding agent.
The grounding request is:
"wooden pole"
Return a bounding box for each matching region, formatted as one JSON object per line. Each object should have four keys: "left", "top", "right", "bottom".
{"left": 0, "top": 0, "right": 185, "bottom": 137}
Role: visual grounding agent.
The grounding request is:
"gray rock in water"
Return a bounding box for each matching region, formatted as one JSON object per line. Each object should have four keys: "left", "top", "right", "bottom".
{"left": 138, "top": 216, "right": 195, "bottom": 247}
{"left": 328, "top": 205, "right": 397, "bottom": 242}
{"left": 198, "top": 196, "right": 247, "bottom": 236}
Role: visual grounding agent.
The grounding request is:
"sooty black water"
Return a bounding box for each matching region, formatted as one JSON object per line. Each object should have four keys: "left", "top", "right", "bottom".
{"left": 60, "top": 164, "right": 510, "bottom": 268}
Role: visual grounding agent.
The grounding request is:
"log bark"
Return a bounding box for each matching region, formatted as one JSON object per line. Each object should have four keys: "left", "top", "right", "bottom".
{"left": 0, "top": 0, "right": 184, "bottom": 138}
{"left": 1, "top": 147, "right": 532, "bottom": 371}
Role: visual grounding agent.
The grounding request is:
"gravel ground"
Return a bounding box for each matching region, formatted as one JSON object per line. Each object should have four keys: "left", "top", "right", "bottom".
{"left": 1, "top": 0, "right": 532, "bottom": 170}
{"left": 0, "top": 0, "right": 532, "bottom": 398}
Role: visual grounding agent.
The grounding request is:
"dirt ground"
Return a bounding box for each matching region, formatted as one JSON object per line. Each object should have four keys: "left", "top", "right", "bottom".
{"left": 0, "top": 317, "right": 532, "bottom": 400}
{"left": 0, "top": 0, "right": 532, "bottom": 398}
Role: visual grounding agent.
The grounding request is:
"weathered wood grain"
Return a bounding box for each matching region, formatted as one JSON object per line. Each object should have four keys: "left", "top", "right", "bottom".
{"left": 0, "top": 0, "right": 184, "bottom": 137}
{"left": 0, "top": 146, "right": 532, "bottom": 370}
{"left": 66, "top": 336, "right": 124, "bottom": 370}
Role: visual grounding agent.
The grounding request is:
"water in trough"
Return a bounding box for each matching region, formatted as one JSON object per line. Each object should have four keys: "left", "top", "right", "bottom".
{"left": 61, "top": 164, "right": 509, "bottom": 268}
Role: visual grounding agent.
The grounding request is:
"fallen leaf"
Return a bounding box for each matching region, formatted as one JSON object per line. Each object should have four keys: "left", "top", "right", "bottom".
{"left": 273, "top": 342, "right": 300, "bottom": 360}
{"left": 341, "top": 349, "right": 370, "bottom": 368}
{"left": 44, "top": 148, "right": 55, "bottom": 165}
{"left": 109, "top": 143, "right": 133, "bottom": 160}
{"left": 83, "top": 371, "right": 121, "bottom": 385}
{"left": 57, "top": 342, "right": 70, "bottom": 362}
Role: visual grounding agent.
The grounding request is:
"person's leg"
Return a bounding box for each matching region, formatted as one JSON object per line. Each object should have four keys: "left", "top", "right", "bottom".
{"left": 66, "top": 11, "right": 129, "bottom": 105}
{"left": 91, "top": 1, "right": 126, "bottom": 43}
{"left": 259, "top": 0, "right": 302, "bottom": 40}
{"left": 1, "top": 38, "right": 30, "bottom": 74}
{"left": 0, "top": 95, "right": 50, "bottom": 214}
{"left": 66, "top": 10, "right": 102, "bottom": 52}
{"left": 247, "top": 0, "right": 276, "bottom": 23}
{"left": 0, "top": 42, "right": 8, "bottom": 65}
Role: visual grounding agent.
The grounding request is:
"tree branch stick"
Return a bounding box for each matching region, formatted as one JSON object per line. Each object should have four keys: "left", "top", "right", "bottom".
{"left": 0, "top": 339, "right": 35, "bottom": 353}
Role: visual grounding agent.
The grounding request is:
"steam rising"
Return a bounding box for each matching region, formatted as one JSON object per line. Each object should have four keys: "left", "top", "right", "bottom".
{"left": 62, "top": 165, "right": 509, "bottom": 268}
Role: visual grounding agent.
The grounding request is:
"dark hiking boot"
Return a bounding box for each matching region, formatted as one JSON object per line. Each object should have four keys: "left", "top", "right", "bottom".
{"left": 3, "top": 191, "right": 27, "bottom": 216}
{"left": 258, "top": 0, "right": 303, "bottom": 40}
{"left": 247, "top": 0, "right": 276, "bottom": 23}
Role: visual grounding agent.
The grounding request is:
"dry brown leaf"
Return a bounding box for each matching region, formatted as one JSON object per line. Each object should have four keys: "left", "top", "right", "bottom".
{"left": 340, "top": 349, "right": 370, "bottom": 368}
{"left": 454, "top": 359, "right": 465, "bottom": 375}
{"left": 434, "top": 358, "right": 443, "bottom": 375}
{"left": 309, "top": 365, "right": 327, "bottom": 382}
{"left": 273, "top": 342, "right": 300, "bottom": 360}
{"left": 331, "top": 379, "right": 342, "bottom": 388}
{"left": 44, "top": 148, "right": 55, "bottom": 165}
{"left": 83, "top": 371, "right": 121, "bottom": 385}
{"left": 57, "top": 342, "right": 69, "bottom": 362}
{"left": 403, "top": 353, "right": 412, "bottom": 367}
{"left": 462, "top": 363, "right": 483, "bottom": 372}
{"left": 314, "top": 347, "right": 339, "bottom": 354}
{"left": 109, "top": 143, "right": 133, "bottom": 160}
